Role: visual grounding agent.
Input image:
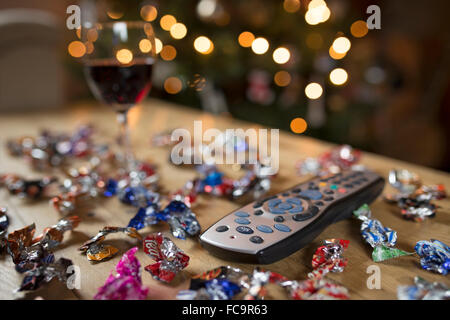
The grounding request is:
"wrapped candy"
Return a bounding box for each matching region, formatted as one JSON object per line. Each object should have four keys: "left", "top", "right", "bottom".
{"left": 353, "top": 204, "right": 412, "bottom": 262}
{"left": 79, "top": 226, "right": 142, "bottom": 262}
{"left": 0, "top": 207, "right": 10, "bottom": 253}
{"left": 415, "top": 239, "right": 450, "bottom": 275}
{"left": 309, "top": 239, "right": 349, "bottom": 279}
{"left": 143, "top": 233, "right": 189, "bottom": 283}
{"left": 94, "top": 247, "right": 149, "bottom": 300}
{"left": 0, "top": 174, "right": 57, "bottom": 200}
{"left": 128, "top": 200, "right": 201, "bottom": 240}
{"left": 118, "top": 186, "right": 160, "bottom": 207}
{"left": 388, "top": 169, "right": 421, "bottom": 194}
{"left": 281, "top": 278, "right": 350, "bottom": 300}
{"left": 244, "top": 268, "right": 288, "bottom": 300}
{"left": 19, "top": 256, "right": 74, "bottom": 291}
{"left": 296, "top": 145, "right": 362, "bottom": 177}
{"left": 397, "top": 277, "right": 449, "bottom": 300}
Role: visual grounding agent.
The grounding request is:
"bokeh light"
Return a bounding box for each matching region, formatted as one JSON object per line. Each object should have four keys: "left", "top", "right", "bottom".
{"left": 283, "top": 0, "right": 301, "bottom": 13}
{"left": 194, "top": 36, "right": 214, "bottom": 54}
{"left": 305, "top": 82, "right": 323, "bottom": 99}
{"left": 139, "top": 39, "right": 152, "bottom": 53}
{"left": 86, "top": 29, "right": 98, "bottom": 42}
{"left": 350, "top": 20, "right": 369, "bottom": 38}
{"left": 155, "top": 38, "right": 163, "bottom": 54}
{"left": 160, "top": 45, "right": 177, "bottom": 61}
{"left": 197, "top": 0, "right": 217, "bottom": 18}
{"left": 116, "top": 49, "right": 133, "bottom": 64}
{"left": 274, "top": 71, "right": 291, "bottom": 87}
{"left": 160, "top": 15, "right": 177, "bottom": 31}
{"left": 290, "top": 117, "right": 308, "bottom": 134}
{"left": 140, "top": 5, "right": 158, "bottom": 22}
{"left": 251, "top": 37, "right": 269, "bottom": 55}
{"left": 106, "top": 11, "right": 124, "bottom": 20}
{"left": 164, "top": 77, "right": 183, "bottom": 94}
{"left": 85, "top": 41, "right": 94, "bottom": 54}
{"left": 329, "top": 46, "right": 346, "bottom": 60}
{"left": 68, "top": 41, "right": 86, "bottom": 58}
{"left": 306, "top": 33, "right": 323, "bottom": 49}
{"left": 170, "top": 23, "right": 187, "bottom": 39}
{"left": 329, "top": 68, "right": 348, "bottom": 85}
{"left": 332, "top": 37, "right": 351, "bottom": 54}
{"left": 305, "top": 0, "right": 330, "bottom": 25}
{"left": 238, "top": 31, "right": 255, "bottom": 48}
{"left": 273, "top": 47, "right": 291, "bottom": 64}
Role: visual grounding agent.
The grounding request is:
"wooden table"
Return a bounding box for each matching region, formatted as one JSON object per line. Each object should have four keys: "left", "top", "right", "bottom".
{"left": 0, "top": 99, "right": 449, "bottom": 300}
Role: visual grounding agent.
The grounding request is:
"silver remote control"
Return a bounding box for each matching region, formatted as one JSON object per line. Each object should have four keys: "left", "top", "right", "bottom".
{"left": 200, "top": 169, "right": 385, "bottom": 264}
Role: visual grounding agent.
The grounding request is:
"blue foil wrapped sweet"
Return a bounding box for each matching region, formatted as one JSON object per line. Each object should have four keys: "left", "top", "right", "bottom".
{"left": 118, "top": 186, "right": 159, "bottom": 207}
{"left": 415, "top": 239, "right": 450, "bottom": 275}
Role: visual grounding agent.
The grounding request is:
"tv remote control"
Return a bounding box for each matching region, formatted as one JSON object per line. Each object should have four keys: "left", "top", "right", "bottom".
{"left": 200, "top": 169, "right": 385, "bottom": 264}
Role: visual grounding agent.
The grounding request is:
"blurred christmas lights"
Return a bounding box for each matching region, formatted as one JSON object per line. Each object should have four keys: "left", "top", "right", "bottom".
{"left": 273, "top": 47, "right": 291, "bottom": 64}
{"left": 329, "top": 68, "right": 348, "bottom": 85}
{"left": 251, "top": 37, "right": 269, "bottom": 55}
{"left": 305, "top": 82, "right": 323, "bottom": 99}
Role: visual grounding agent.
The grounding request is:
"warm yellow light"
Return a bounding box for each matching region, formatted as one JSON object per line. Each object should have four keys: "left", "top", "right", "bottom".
{"left": 116, "top": 49, "right": 133, "bottom": 64}
{"left": 76, "top": 28, "right": 82, "bottom": 39}
{"left": 238, "top": 31, "right": 255, "bottom": 48}
{"left": 290, "top": 117, "right": 308, "bottom": 134}
{"left": 305, "top": 82, "right": 323, "bottom": 99}
{"left": 329, "top": 46, "right": 346, "bottom": 60}
{"left": 273, "top": 47, "right": 291, "bottom": 64}
{"left": 332, "top": 37, "right": 351, "bottom": 54}
{"left": 140, "top": 5, "right": 158, "bottom": 22}
{"left": 164, "top": 77, "right": 183, "bottom": 94}
{"left": 329, "top": 68, "right": 348, "bottom": 85}
{"left": 139, "top": 39, "right": 152, "bottom": 53}
{"left": 170, "top": 23, "right": 187, "bottom": 39}
{"left": 155, "top": 38, "right": 163, "bottom": 54}
{"left": 194, "top": 36, "right": 213, "bottom": 54}
{"left": 283, "top": 0, "right": 301, "bottom": 13}
{"left": 85, "top": 41, "right": 94, "bottom": 54}
{"left": 87, "top": 29, "right": 98, "bottom": 42}
{"left": 68, "top": 41, "right": 86, "bottom": 58}
{"left": 106, "top": 11, "right": 124, "bottom": 20}
{"left": 160, "top": 15, "right": 177, "bottom": 31}
{"left": 160, "top": 45, "right": 177, "bottom": 61}
{"left": 305, "top": 5, "right": 330, "bottom": 25}
{"left": 350, "top": 20, "right": 369, "bottom": 38}
{"left": 274, "top": 71, "right": 291, "bottom": 87}
{"left": 251, "top": 37, "right": 269, "bottom": 55}
{"left": 308, "top": 0, "right": 326, "bottom": 10}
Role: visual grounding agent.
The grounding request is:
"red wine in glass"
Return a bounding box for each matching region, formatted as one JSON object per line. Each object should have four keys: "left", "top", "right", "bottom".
{"left": 84, "top": 58, "right": 154, "bottom": 112}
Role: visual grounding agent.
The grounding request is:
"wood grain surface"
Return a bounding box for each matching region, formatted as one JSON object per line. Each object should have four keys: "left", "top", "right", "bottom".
{"left": 0, "top": 99, "right": 449, "bottom": 300}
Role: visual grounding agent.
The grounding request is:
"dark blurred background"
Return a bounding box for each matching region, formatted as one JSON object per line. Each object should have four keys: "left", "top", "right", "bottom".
{"left": 0, "top": 0, "right": 449, "bottom": 171}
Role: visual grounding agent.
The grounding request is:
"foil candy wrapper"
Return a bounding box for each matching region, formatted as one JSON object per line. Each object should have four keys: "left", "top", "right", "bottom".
{"left": 281, "top": 278, "right": 350, "bottom": 300}
{"left": 309, "top": 239, "right": 349, "bottom": 279}
{"left": 79, "top": 226, "right": 142, "bottom": 262}
{"left": 353, "top": 204, "right": 412, "bottom": 262}
{"left": 397, "top": 277, "right": 449, "bottom": 300}
{"left": 128, "top": 200, "right": 201, "bottom": 240}
{"left": 94, "top": 247, "right": 149, "bottom": 300}
{"left": 143, "top": 233, "right": 189, "bottom": 283}
{"left": 415, "top": 239, "right": 450, "bottom": 275}
{"left": 0, "top": 207, "right": 10, "bottom": 252}
{"left": 0, "top": 174, "right": 58, "bottom": 200}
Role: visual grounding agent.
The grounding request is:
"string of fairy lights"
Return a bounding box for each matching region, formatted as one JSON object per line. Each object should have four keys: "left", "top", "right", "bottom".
{"left": 68, "top": 0, "right": 371, "bottom": 133}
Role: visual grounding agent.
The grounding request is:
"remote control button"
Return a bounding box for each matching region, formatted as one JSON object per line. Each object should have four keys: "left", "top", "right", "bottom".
{"left": 315, "top": 201, "right": 324, "bottom": 206}
{"left": 299, "top": 190, "right": 323, "bottom": 200}
{"left": 235, "top": 211, "right": 250, "bottom": 217}
{"left": 330, "top": 184, "right": 338, "bottom": 190}
{"left": 292, "top": 188, "right": 302, "bottom": 193}
{"left": 236, "top": 226, "right": 253, "bottom": 234}
{"left": 274, "top": 216, "right": 285, "bottom": 223}
{"left": 293, "top": 212, "right": 314, "bottom": 221}
{"left": 324, "top": 190, "right": 334, "bottom": 195}
{"left": 361, "top": 177, "right": 368, "bottom": 182}
{"left": 324, "top": 196, "right": 334, "bottom": 201}
{"left": 262, "top": 195, "right": 278, "bottom": 203}
{"left": 269, "top": 207, "right": 287, "bottom": 214}
{"left": 344, "top": 184, "right": 353, "bottom": 188}
{"left": 319, "top": 182, "right": 327, "bottom": 187}
{"left": 234, "top": 218, "right": 250, "bottom": 225}
{"left": 254, "top": 209, "right": 264, "bottom": 216}
{"left": 253, "top": 202, "right": 263, "bottom": 209}
{"left": 288, "top": 206, "right": 304, "bottom": 214}
{"left": 250, "top": 236, "right": 264, "bottom": 244}
{"left": 338, "top": 188, "right": 347, "bottom": 194}
{"left": 274, "top": 224, "right": 291, "bottom": 232}
{"left": 256, "top": 225, "right": 273, "bottom": 233}
{"left": 216, "top": 225, "right": 229, "bottom": 232}
{"left": 286, "top": 198, "right": 302, "bottom": 205}
{"left": 267, "top": 199, "right": 282, "bottom": 207}
{"left": 278, "top": 202, "right": 293, "bottom": 210}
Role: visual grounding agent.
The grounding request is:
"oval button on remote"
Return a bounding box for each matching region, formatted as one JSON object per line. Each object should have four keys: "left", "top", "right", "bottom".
{"left": 250, "top": 236, "right": 264, "bottom": 244}
{"left": 216, "top": 225, "right": 229, "bottom": 232}
{"left": 234, "top": 218, "right": 250, "bottom": 225}
{"left": 274, "top": 224, "right": 291, "bottom": 232}
{"left": 236, "top": 226, "right": 253, "bottom": 234}
{"left": 256, "top": 225, "right": 273, "bottom": 233}
{"left": 234, "top": 211, "right": 250, "bottom": 217}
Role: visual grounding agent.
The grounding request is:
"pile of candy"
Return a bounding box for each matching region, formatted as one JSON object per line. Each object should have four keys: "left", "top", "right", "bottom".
{"left": 385, "top": 169, "right": 447, "bottom": 221}
{"left": 296, "top": 145, "right": 362, "bottom": 177}
{"left": 397, "top": 277, "right": 449, "bottom": 300}
{"left": 415, "top": 239, "right": 450, "bottom": 275}
{"left": 177, "top": 239, "right": 350, "bottom": 300}
{"left": 353, "top": 204, "right": 412, "bottom": 262}
{"left": 1, "top": 216, "right": 80, "bottom": 291}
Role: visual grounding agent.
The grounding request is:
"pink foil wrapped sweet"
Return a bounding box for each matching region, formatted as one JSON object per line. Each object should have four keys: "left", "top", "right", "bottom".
{"left": 94, "top": 247, "right": 149, "bottom": 300}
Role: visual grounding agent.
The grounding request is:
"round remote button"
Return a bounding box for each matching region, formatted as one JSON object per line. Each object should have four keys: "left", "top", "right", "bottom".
{"left": 253, "top": 202, "right": 263, "bottom": 209}
{"left": 267, "top": 199, "right": 282, "bottom": 207}
{"left": 324, "top": 196, "right": 334, "bottom": 201}
{"left": 216, "top": 225, "right": 229, "bottom": 232}
{"left": 286, "top": 198, "right": 302, "bottom": 205}
{"left": 269, "top": 207, "right": 287, "bottom": 214}
{"left": 330, "top": 184, "right": 338, "bottom": 190}
{"left": 256, "top": 225, "right": 273, "bottom": 233}
{"left": 292, "top": 188, "right": 302, "bottom": 193}
{"left": 324, "top": 190, "right": 334, "bottom": 195}
{"left": 344, "top": 184, "right": 353, "bottom": 188}
{"left": 278, "top": 202, "right": 293, "bottom": 210}
{"left": 338, "top": 188, "right": 347, "bottom": 193}
{"left": 288, "top": 206, "right": 304, "bottom": 214}
{"left": 293, "top": 212, "right": 313, "bottom": 221}
{"left": 250, "top": 236, "right": 264, "bottom": 244}
{"left": 235, "top": 211, "right": 250, "bottom": 218}
{"left": 274, "top": 224, "right": 291, "bottom": 232}
{"left": 236, "top": 226, "right": 253, "bottom": 234}
{"left": 299, "top": 190, "right": 323, "bottom": 200}
{"left": 361, "top": 177, "right": 368, "bottom": 182}
{"left": 234, "top": 218, "right": 250, "bottom": 225}
{"left": 254, "top": 209, "right": 264, "bottom": 216}
{"left": 282, "top": 192, "right": 290, "bottom": 196}
{"left": 274, "top": 216, "right": 285, "bottom": 223}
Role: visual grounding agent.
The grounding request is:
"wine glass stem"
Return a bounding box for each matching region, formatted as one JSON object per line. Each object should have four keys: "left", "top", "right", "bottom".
{"left": 116, "top": 110, "right": 136, "bottom": 173}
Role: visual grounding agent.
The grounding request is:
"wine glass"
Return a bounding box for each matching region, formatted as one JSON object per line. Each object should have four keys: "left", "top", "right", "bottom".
{"left": 80, "top": 5, "right": 156, "bottom": 173}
